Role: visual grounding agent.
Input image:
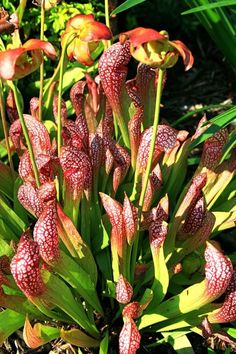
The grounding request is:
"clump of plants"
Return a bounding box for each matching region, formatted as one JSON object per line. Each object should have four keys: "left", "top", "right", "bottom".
{"left": 0, "top": 2, "right": 236, "bottom": 353}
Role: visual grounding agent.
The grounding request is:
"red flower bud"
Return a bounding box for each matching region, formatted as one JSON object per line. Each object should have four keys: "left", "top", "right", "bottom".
{"left": 18, "top": 182, "right": 44, "bottom": 217}
{"left": 10, "top": 114, "right": 52, "bottom": 156}
{"left": 10, "top": 231, "right": 45, "bottom": 297}
{"left": 89, "top": 133, "right": 104, "bottom": 175}
{"left": 99, "top": 41, "right": 131, "bottom": 117}
{"left": 119, "top": 318, "right": 141, "bottom": 354}
{"left": 122, "top": 302, "right": 142, "bottom": 319}
{"left": 205, "top": 242, "right": 233, "bottom": 299}
{"left": 136, "top": 124, "right": 187, "bottom": 175}
{"left": 60, "top": 146, "right": 92, "bottom": 200}
{"left": 53, "top": 94, "right": 67, "bottom": 126}
{"left": 178, "top": 195, "right": 206, "bottom": 239}
{"left": 100, "top": 193, "right": 125, "bottom": 259}
{"left": 33, "top": 201, "right": 59, "bottom": 264}
{"left": 123, "top": 194, "right": 138, "bottom": 245}
{"left": 141, "top": 194, "right": 169, "bottom": 230}
{"left": 62, "top": 120, "right": 87, "bottom": 151}
{"left": 6, "top": 89, "right": 18, "bottom": 123}
{"left": 200, "top": 128, "right": 228, "bottom": 170}
{"left": 116, "top": 275, "right": 133, "bottom": 304}
{"left": 128, "top": 108, "right": 143, "bottom": 169}
{"left": 149, "top": 220, "right": 168, "bottom": 250}
{"left": 110, "top": 143, "right": 130, "bottom": 193}
{"left": 174, "top": 173, "right": 207, "bottom": 232}
{"left": 70, "top": 80, "right": 86, "bottom": 116}
{"left": 29, "top": 97, "right": 39, "bottom": 120}
{"left": 208, "top": 269, "right": 236, "bottom": 323}
{"left": 142, "top": 163, "right": 162, "bottom": 212}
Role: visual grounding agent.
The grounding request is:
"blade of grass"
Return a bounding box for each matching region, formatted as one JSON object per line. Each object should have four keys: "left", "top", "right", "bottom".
{"left": 183, "top": 0, "right": 236, "bottom": 72}
{"left": 182, "top": 0, "right": 236, "bottom": 15}
{"left": 111, "top": 0, "right": 147, "bottom": 15}
{"left": 190, "top": 106, "right": 236, "bottom": 149}
{"left": 173, "top": 103, "right": 233, "bottom": 127}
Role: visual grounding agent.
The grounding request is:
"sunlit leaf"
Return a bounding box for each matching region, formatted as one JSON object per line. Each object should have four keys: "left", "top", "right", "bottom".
{"left": 60, "top": 328, "right": 100, "bottom": 348}
{"left": 171, "top": 333, "right": 194, "bottom": 353}
{"left": 225, "top": 327, "right": 236, "bottom": 338}
{"left": 0, "top": 238, "right": 13, "bottom": 257}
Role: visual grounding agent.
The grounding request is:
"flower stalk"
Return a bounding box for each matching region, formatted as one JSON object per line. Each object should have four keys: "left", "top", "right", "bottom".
{"left": 57, "top": 42, "right": 68, "bottom": 156}
{"left": 38, "top": 0, "right": 45, "bottom": 121}
{"left": 138, "top": 68, "right": 165, "bottom": 212}
{"left": 130, "top": 68, "right": 165, "bottom": 282}
{"left": 104, "top": 0, "right": 111, "bottom": 48}
{"left": 0, "top": 81, "right": 14, "bottom": 174}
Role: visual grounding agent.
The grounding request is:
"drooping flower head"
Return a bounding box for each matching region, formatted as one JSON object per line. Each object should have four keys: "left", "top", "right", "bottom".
{"left": 0, "top": 39, "right": 56, "bottom": 80}
{"left": 119, "top": 27, "right": 194, "bottom": 70}
{"left": 61, "top": 14, "right": 112, "bottom": 66}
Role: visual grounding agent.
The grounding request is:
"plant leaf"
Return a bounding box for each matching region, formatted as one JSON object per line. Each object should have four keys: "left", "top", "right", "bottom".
{"left": 0, "top": 195, "right": 26, "bottom": 236}
{"left": 13, "top": 177, "right": 29, "bottom": 224}
{"left": 111, "top": 0, "right": 147, "bottom": 15}
{"left": 99, "top": 330, "right": 109, "bottom": 354}
{"left": 0, "top": 162, "right": 15, "bottom": 200}
{"left": 57, "top": 204, "right": 97, "bottom": 285}
{"left": 23, "top": 316, "right": 60, "bottom": 349}
{"left": 0, "top": 309, "right": 25, "bottom": 344}
{"left": 190, "top": 106, "right": 236, "bottom": 149}
{"left": 173, "top": 103, "right": 232, "bottom": 127}
{"left": 171, "top": 333, "right": 195, "bottom": 353}
{"left": 0, "top": 218, "right": 18, "bottom": 241}
{"left": 54, "top": 251, "right": 103, "bottom": 314}
{"left": 60, "top": 328, "right": 100, "bottom": 348}
{"left": 220, "top": 129, "right": 236, "bottom": 162}
{"left": 0, "top": 238, "right": 13, "bottom": 257}
{"left": 182, "top": 1, "right": 236, "bottom": 15}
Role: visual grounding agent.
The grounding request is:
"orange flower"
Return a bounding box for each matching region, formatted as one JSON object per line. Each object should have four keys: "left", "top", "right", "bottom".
{"left": 61, "top": 14, "right": 112, "bottom": 66}
{"left": 0, "top": 39, "right": 57, "bottom": 80}
{"left": 119, "top": 27, "right": 194, "bottom": 71}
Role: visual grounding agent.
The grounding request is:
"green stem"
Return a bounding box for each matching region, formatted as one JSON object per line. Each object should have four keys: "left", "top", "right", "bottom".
{"left": 130, "top": 69, "right": 165, "bottom": 281}
{"left": 0, "top": 82, "right": 14, "bottom": 174}
{"left": 130, "top": 168, "right": 140, "bottom": 202}
{"left": 10, "top": 82, "right": 40, "bottom": 187}
{"left": 38, "top": 0, "right": 45, "bottom": 121}
{"left": 57, "top": 34, "right": 75, "bottom": 156}
{"left": 114, "top": 112, "right": 130, "bottom": 148}
{"left": 44, "top": 57, "right": 61, "bottom": 102}
{"left": 138, "top": 68, "right": 165, "bottom": 212}
{"left": 57, "top": 44, "right": 67, "bottom": 156}
{"left": 80, "top": 195, "right": 91, "bottom": 246}
{"left": 104, "top": 0, "right": 111, "bottom": 48}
